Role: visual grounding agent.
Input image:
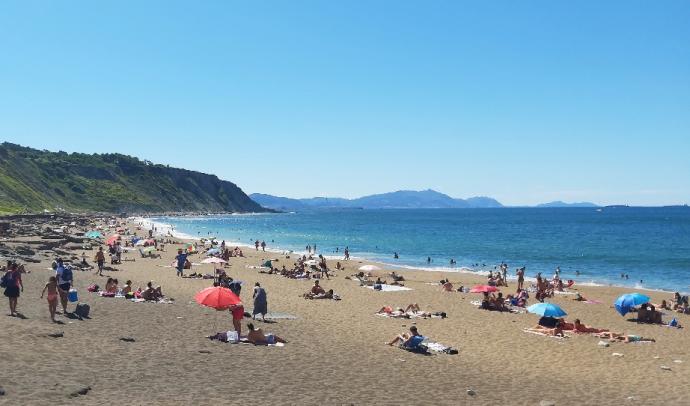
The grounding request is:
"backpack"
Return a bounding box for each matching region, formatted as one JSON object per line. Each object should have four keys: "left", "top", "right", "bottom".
{"left": 74, "top": 303, "right": 90, "bottom": 318}
{"left": 62, "top": 266, "right": 73, "bottom": 282}
{"left": 0, "top": 271, "right": 15, "bottom": 288}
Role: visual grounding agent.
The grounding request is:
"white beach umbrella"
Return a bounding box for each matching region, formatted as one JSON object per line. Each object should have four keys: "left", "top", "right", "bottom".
{"left": 359, "top": 264, "right": 381, "bottom": 272}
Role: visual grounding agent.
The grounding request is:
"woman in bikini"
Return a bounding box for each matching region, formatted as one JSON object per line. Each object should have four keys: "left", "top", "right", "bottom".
{"left": 40, "top": 276, "right": 59, "bottom": 322}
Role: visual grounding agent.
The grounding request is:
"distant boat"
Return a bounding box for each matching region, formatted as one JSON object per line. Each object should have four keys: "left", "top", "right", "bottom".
{"left": 596, "top": 208, "right": 603, "bottom": 212}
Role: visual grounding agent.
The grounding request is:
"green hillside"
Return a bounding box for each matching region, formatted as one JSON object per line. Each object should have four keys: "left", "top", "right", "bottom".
{"left": 0, "top": 143, "right": 266, "bottom": 214}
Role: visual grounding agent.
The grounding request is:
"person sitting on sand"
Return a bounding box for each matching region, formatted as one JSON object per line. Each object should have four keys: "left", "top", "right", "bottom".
{"left": 140, "top": 282, "right": 163, "bottom": 301}
{"left": 573, "top": 292, "right": 587, "bottom": 301}
{"left": 596, "top": 332, "right": 655, "bottom": 343}
{"left": 441, "top": 279, "right": 454, "bottom": 292}
{"left": 387, "top": 325, "right": 423, "bottom": 347}
{"left": 122, "top": 280, "right": 133, "bottom": 295}
{"left": 246, "top": 322, "right": 287, "bottom": 345}
{"left": 311, "top": 280, "right": 325, "bottom": 295}
{"left": 104, "top": 278, "right": 117, "bottom": 293}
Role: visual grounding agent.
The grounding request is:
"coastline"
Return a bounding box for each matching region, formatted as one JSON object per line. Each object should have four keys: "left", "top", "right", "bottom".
{"left": 140, "top": 214, "right": 688, "bottom": 295}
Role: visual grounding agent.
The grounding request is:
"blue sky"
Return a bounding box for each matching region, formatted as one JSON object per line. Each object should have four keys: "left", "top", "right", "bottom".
{"left": 1, "top": 1, "right": 688, "bottom": 206}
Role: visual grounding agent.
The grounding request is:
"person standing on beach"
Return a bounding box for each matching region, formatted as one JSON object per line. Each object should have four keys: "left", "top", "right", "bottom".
{"left": 175, "top": 249, "right": 188, "bottom": 277}
{"left": 252, "top": 282, "right": 267, "bottom": 321}
{"left": 516, "top": 267, "right": 525, "bottom": 291}
{"left": 2, "top": 262, "right": 23, "bottom": 317}
{"left": 344, "top": 247, "right": 350, "bottom": 260}
{"left": 230, "top": 301, "right": 244, "bottom": 336}
{"left": 55, "top": 258, "right": 73, "bottom": 314}
{"left": 94, "top": 247, "right": 105, "bottom": 276}
{"left": 255, "top": 240, "right": 260, "bottom": 251}
{"left": 261, "top": 241, "right": 266, "bottom": 252}
{"left": 40, "top": 276, "right": 59, "bottom": 322}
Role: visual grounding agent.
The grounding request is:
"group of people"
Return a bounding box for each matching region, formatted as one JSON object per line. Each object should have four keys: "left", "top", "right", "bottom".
{"left": 302, "top": 280, "right": 338, "bottom": 300}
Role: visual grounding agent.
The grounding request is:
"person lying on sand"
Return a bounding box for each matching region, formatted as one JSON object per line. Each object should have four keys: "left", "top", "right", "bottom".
{"left": 303, "top": 289, "right": 338, "bottom": 300}
{"left": 246, "top": 322, "right": 287, "bottom": 345}
{"left": 571, "top": 319, "right": 608, "bottom": 333}
{"left": 595, "top": 332, "right": 655, "bottom": 343}
{"left": 527, "top": 320, "right": 566, "bottom": 337}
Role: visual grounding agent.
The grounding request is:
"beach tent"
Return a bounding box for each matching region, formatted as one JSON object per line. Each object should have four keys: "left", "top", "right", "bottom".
{"left": 184, "top": 242, "right": 197, "bottom": 253}
{"left": 614, "top": 293, "right": 650, "bottom": 316}
{"left": 527, "top": 302, "right": 567, "bottom": 318}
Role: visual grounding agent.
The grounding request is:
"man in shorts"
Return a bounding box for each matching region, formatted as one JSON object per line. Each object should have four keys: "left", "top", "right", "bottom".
{"left": 175, "top": 249, "right": 188, "bottom": 277}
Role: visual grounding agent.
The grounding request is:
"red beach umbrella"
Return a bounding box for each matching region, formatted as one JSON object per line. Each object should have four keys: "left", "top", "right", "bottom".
{"left": 105, "top": 234, "right": 121, "bottom": 246}
{"left": 194, "top": 287, "right": 241, "bottom": 311}
{"left": 469, "top": 285, "right": 499, "bottom": 293}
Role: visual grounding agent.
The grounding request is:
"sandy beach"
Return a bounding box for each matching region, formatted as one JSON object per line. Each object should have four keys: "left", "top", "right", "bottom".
{"left": 1, "top": 216, "right": 689, "bottom": 406}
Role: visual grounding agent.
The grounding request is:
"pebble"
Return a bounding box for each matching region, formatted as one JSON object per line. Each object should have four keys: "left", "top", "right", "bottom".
{"left": 119, "top": 337, "right": 136, "bottom": 342}
{"left": 47, "top": 332, "right": 64, "bottom": 338}
{"left": 673, "top": 360, "right": 682, "bottom": 363}
{"left": 539, "top": 401, "right": 556, "bottom": 406}
{"left": 660, "top": 365, "right": 672, "bottom": 371}
{"left": 612, "top": 353, "right": 624, "bottom": 357}
{"left": 597, "top": 341, "right": 609, "bottom": 347}
{"left": 0, "top": 387, "right": 5, "bottom": 396}
{"left": 69, "top": 386, "right": 91, "bottom": 397}
{"left": 198, "top": 350, "right": 211, "bottom": 354}
{"left": 466, "top": 389, "right": 476, "bottom": 396}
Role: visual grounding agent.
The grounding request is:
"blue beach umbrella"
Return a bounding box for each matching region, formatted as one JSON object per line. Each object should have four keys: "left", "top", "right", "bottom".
{"left": 85, "top": 230, "right": 103, "bottom": 239}
{"left": 526, "top": 302, "right": 567, "bottom": 318}
{"left": 614, "top": 293, "right": 650, "bottom": 316}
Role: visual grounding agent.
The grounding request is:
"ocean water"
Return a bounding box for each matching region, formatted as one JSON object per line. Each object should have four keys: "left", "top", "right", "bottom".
{"left": 153, "top": 207, "right": 690, "bottom": 292}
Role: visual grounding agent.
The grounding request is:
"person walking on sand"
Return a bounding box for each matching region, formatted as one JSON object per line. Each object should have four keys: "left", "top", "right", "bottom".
{"left": 252, "top": 282, "right": 268, "bottom": 321}
{"left": 2, "top": 262, "right": 23, "bottom": 317}
{"left": 94, "top": 247, "right": 105, "bottom": 276}
{"left": 255, "top": 240, "right": 260, "bottom": 251}
{"left": 40, "top": 276, "right": 59, "bottom": 322}
{"left": 175, "top": 248, "right": 188, "bottom": 277}
{"left": 516, "top": 267, "right": 525, "bottom": 291}
{"left": 55, "top": 258, "right": 73, "bottom": 314}
{"left": 261, "top": 241, "right": 266, "bottom": 252}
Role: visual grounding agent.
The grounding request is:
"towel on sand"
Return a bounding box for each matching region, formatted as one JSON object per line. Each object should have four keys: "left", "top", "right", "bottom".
{"left": 365, "top": 284, "right": 412, "bottom": 292}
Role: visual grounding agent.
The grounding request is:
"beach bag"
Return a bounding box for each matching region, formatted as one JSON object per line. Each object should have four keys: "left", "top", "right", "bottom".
{"left": 74, "top": 303, "right": 90, "bottom": 318}
{"left": 62, "top": 266, "right": 73, "bottom": 282}
{"left": 226, "top": 330, "right": 239, "bottom": 343}
{"left": 87, "top": 284, "right": 99, "bottom": 292}
{"left": 0, "top": 272, "right": 9, "bottom": 288}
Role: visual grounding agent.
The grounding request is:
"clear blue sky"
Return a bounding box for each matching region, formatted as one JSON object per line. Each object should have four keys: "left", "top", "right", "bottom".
{"left": 1, "top": 1, "right": 688, "bottom": 206}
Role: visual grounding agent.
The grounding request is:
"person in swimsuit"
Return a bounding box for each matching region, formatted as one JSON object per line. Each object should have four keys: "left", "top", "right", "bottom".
{"left": 3, "top": 263, "right": 23, "bottom": 317}
{"left": 246, "top": 322, "right": 287, "bottom": 345}
{"left": 94, "top": 247, "right": 105, "bottom": 276}
{"left": 40, "top": 276, "right": 59, "bottom": 322}
{"left": 596, "top": 332, "right": 655, "bottom": 343}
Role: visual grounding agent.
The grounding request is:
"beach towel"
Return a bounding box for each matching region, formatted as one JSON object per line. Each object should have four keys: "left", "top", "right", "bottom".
{"left": 584, "top": 299, "right": 603, "bottom": 304}
{"left": 365, "top": 284, "right": 412, "bottom": 292}
{"left": 253, "top": 287, "right": 268, "bottom": 316}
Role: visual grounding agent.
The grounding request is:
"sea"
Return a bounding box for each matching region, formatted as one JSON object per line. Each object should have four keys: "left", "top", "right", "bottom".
{"left": 150, "top": 207, "right": 690, "bottom": 293}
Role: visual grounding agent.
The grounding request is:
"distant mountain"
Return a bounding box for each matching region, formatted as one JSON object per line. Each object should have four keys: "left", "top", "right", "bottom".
{"left": 250, "top": 190, "right": 504, "bottom": 211}
{"left": 536, "top": 201, "right": 599, "bottom": 208}
{"left": 0, "top": 143, "right": 267, "bottom": 214}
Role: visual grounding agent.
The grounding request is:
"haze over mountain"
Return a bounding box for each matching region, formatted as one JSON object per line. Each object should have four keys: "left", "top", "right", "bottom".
{"left": 250, "top": 190, "right": 504, "bottom": 211}
{"left": 250, "top": 191, "right": 601, "bottom": 211}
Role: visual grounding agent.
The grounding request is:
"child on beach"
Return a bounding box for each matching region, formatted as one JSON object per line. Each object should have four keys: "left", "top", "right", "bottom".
{"left": 40, "top": 276, "right": 59, "bottom": 322}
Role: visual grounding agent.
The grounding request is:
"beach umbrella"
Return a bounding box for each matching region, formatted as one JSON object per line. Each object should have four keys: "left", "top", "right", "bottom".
{"left": 85, "top": 230, "right": 103, "bottom": 239}
{"left": 142, "top": 246, "right": 156, "bottom": 253}
{"left": 201, "top": 257, "right": 226, "bottom": 264}
{"left": 206, "top": 248, "right": 220, "bottom": 255}
{"left": 194, "top": 286, "right": 241, "bottom": 311}
{"left": 614, "top": 293, "right": 651, "bottom": 316}
{"left": 184, "top": 242, "right": 196, "bottom": 253}
{"left": 359, "top": 265, "right": 381, "bottom": 272}
{"left": 527, "top": 302, "right": 567, "bottom": 318}
{"left": 105, "top": 234, "right": 120, "bottom": 246}
{"left": 469, "top": 285, "right": 499, "bottom": 293}
{"left": 135, "top": 239, "right": 147, "bottom": 246}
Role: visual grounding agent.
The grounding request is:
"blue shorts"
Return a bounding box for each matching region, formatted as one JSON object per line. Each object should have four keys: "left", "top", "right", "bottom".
{"left": 266, "top": 334, "right": 276, "bottom": 345}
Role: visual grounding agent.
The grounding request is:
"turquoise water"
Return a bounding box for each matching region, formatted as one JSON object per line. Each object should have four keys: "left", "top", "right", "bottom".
{"left": 154, "top": 207, "right": 690, "bottom": 292}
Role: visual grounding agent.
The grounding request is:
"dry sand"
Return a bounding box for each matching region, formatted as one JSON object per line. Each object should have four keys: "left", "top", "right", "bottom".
{"left": 1, "top": 218, "right": 689, "bottom": 405}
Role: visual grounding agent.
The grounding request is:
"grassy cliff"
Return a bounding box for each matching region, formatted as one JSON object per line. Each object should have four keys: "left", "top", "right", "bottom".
{"left": 0, "top": 143, "right": 266, "bottom": 214}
